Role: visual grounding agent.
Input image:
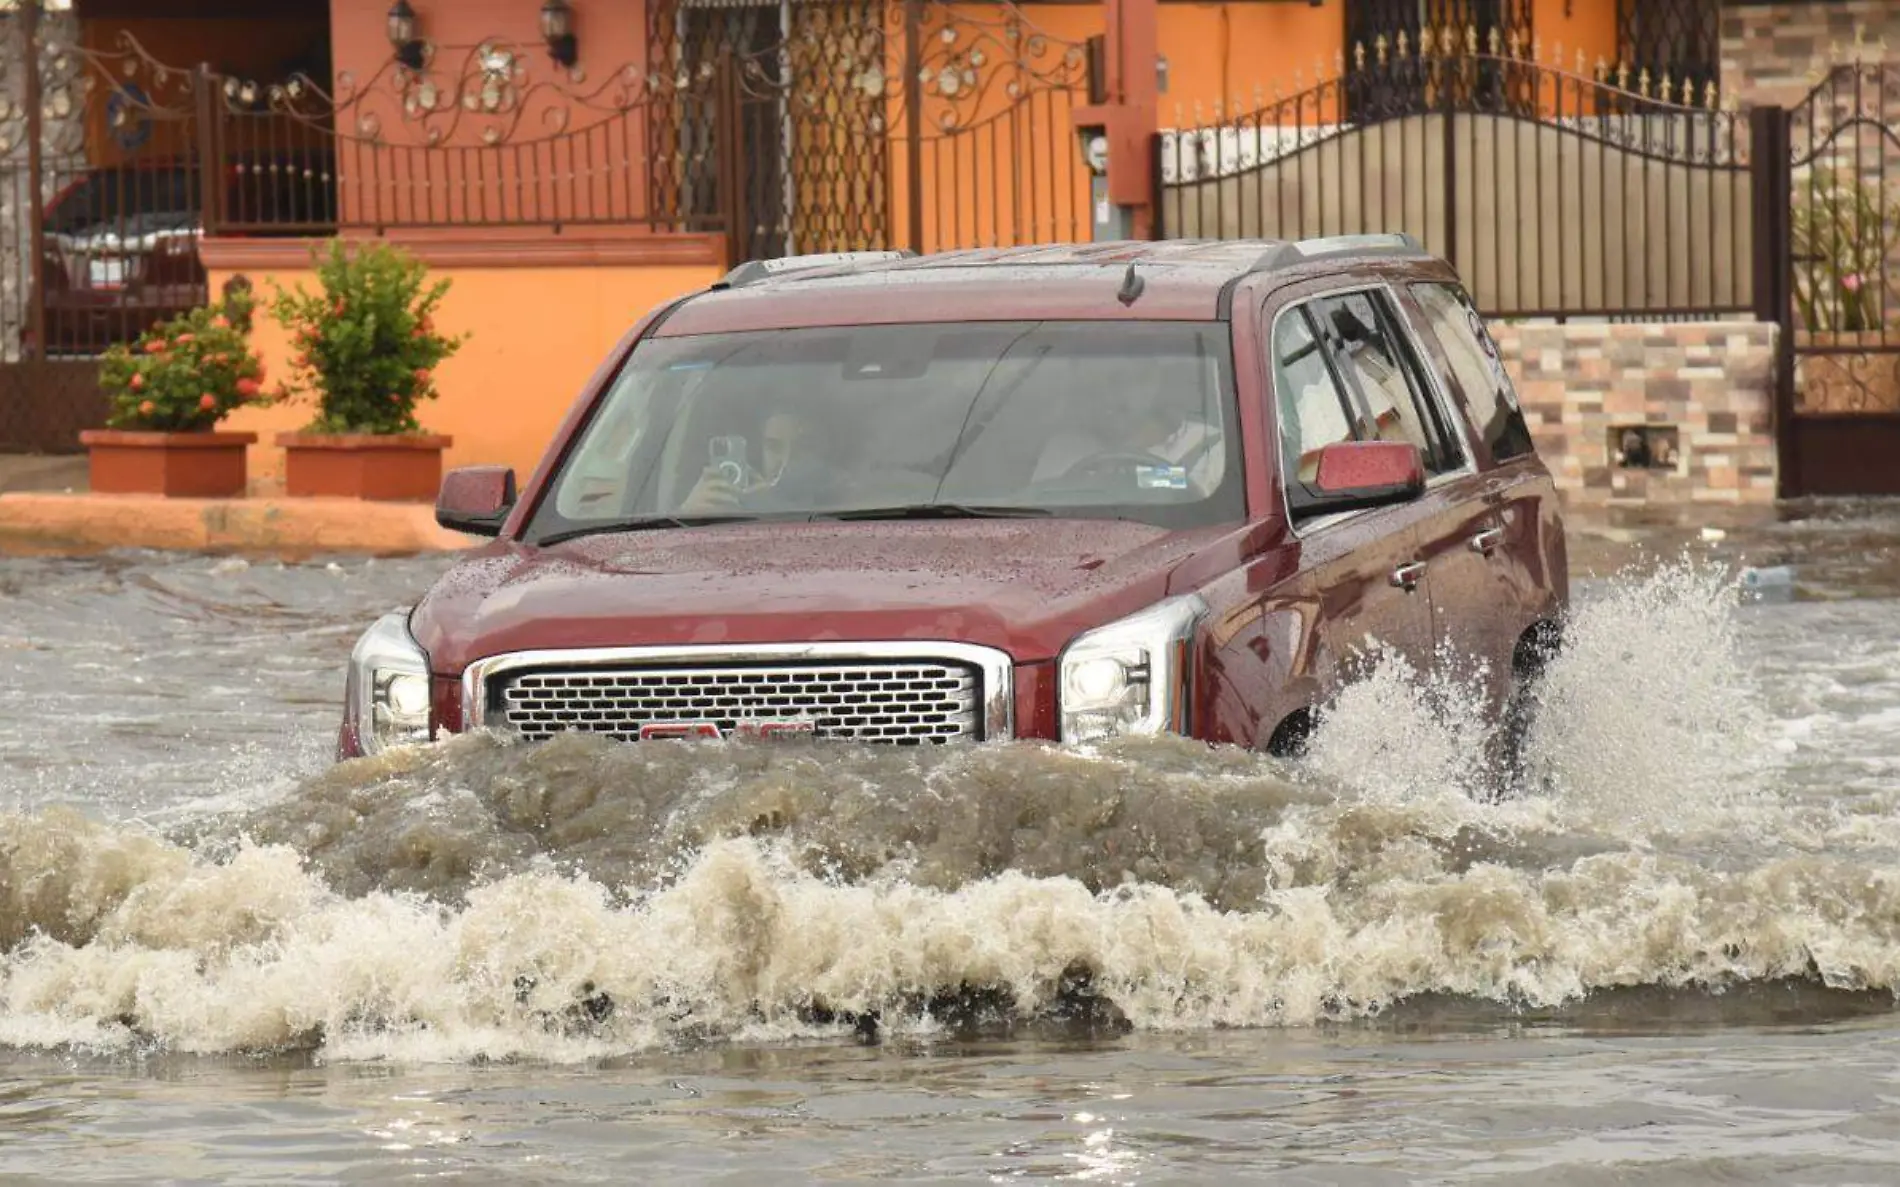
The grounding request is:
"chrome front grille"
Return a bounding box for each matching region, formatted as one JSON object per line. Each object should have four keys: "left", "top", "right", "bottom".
{"left": 491, "top": 659, "right": 985, "bottom": 743}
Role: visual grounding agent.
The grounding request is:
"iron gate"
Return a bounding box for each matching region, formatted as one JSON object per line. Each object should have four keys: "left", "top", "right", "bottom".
{"left": 646, "top": 0, "right": 1088, "bottom": 260}
{"left": 1770, "top": 61, "right": 1900, "bottom": 498}
{"left": 1157, "top": 37, "right": 1754, "bottom": 321}
{"left": 0, "top": 12, "right": 208, "bottom": 451}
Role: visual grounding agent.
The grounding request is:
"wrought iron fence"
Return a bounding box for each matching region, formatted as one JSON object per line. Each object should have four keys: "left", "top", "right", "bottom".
{"left": 898, "top": 0, "right": 1090, "bottom": 252}
{"left": 0, "top": 17, "right": 212, "bottom": 447}
{"left": 1156, "top": 32, "right": 1755, "bottom": 321}
{"left": 211, "top": 40, "right": 739, "bottom": 244}
{"left": 0, "top": 25, "right": 211, "bottom": 364}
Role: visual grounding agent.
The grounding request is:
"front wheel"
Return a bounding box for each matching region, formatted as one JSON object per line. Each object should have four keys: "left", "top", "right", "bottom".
{"left": 1486, "top": 622, "right": 1563, "bottom": 801}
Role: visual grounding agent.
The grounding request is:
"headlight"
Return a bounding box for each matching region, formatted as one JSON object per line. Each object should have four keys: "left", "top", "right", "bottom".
{"left": 346, "top": 610, "right": 432, "bottom": 755}
{"left": 1058, "top": 594, "right": 1206, "bottom": 742}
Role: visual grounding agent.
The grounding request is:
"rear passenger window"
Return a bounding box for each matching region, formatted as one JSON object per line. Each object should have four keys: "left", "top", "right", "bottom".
{"left": 1411, "top": 282, "right": 1535, "bottom": 462}
{"left": 1311, "top": 292, "right": 1462, "bottom": 476}
{"left": 1270, "top": 308, "right": 1356, "bottom": 484}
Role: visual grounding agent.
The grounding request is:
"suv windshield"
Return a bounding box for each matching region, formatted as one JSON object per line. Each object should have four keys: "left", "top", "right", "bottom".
{"left": 531, "top": 320, "right": 1244, "bottom": 540}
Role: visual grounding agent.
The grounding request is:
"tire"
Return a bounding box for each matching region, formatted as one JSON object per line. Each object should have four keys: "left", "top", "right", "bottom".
{"left": 1487, "top": 622, "right": 1562, "bottom": 801}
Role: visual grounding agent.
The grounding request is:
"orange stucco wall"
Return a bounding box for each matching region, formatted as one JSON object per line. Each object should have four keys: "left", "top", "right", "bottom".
{"left": 326, "top": 0, "right": 658, "bottom": 227}
{"left": 209, "top": 253, "right": 721, "bottom": 488}
{"left": 1160, "top": 0, "right": 1344, "bottom": 121}
{"left": 330, "top": 0, "right": 648, "bottom": 86}
{"left": 328, "top": 0, "right": 647, "bottom": 146}
{"left": 1534, "top": 0, "right": 1617, "bottom": 75}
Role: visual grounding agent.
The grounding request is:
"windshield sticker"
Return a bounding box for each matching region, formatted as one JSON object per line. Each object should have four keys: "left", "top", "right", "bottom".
{"left": 1136, "top": 464, "right": 1189, "bottom": 490}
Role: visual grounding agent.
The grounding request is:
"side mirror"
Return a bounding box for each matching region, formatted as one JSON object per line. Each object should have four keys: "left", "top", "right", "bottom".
{"left": 1288, "top": 440, "right": 1425, "bottom": 521}
{"left": 436, "top": 466, "right": 517, "bottom": 536}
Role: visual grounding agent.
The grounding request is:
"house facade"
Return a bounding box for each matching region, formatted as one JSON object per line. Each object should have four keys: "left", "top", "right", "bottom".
{"left": 0, "top": 0, "right": 1889, "bottom": 504}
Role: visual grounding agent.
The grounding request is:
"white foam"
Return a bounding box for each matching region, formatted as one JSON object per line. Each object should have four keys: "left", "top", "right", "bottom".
{"left": 2, "top": 558, "right": 1894, "bottom": 1063}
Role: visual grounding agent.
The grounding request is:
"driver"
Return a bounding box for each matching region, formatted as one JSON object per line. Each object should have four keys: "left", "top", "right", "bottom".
{"left": 1031, "top": 358, "right": 1221, "bottom": 495}
{"left": 678, "top": 410, "right": 822, "bottom": 513}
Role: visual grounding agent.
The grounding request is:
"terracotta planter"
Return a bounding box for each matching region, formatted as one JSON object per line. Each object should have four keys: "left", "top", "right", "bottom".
{"left": 278, "top": 433, "right": 453, "bottom": 502}
{"left": 79, "top": 429, "right": 256, "bottom": 498}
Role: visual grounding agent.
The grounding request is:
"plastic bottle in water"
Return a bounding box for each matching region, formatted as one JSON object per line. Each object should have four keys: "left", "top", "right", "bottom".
{"left": 1739, "top": 564, "right": 1796, "bottom": 601}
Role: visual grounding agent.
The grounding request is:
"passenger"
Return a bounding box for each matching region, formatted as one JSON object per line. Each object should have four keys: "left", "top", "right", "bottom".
{"left": 1032, "top": 356, "right": 1223, "bottom": 495}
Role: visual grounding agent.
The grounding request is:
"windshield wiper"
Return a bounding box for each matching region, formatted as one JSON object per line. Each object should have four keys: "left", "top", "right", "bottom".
{"left": 823, "top": 503, "right": 1054, "bottom": 521}
{"left": 536, "top": 514, "right": 759, "bottom": 546}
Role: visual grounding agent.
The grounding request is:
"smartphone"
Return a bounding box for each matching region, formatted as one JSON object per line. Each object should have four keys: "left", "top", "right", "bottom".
{"left": 708, "top": 435, "right": 749, "bottom": 485}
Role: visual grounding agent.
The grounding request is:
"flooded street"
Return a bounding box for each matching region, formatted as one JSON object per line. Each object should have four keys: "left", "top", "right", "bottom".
{"left": 4, "top": 503, "right": 1900, "bottom": 1183}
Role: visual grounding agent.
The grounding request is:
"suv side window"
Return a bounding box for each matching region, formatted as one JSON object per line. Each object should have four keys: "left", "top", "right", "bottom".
{"left": 1411, "top": 282, "right": 1535, "bottom": 462}
{"left": 1310, "top": 291, "right": 1463, "bottom": 476}
{"left": 1270, "top": 305, "right": 1357, "bottom": 485}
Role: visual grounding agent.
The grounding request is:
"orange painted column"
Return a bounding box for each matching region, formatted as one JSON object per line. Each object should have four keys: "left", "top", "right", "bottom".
{"left": 1072, "top": 0, "right": 1160, "bottom": 239}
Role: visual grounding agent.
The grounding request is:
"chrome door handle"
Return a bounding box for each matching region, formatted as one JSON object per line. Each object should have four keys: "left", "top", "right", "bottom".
{"left": 1469, "top": 528, "right": 1505, "bottom": 556}
{"left": 1389, "top": 561, "right": 1426, "bottom": 591}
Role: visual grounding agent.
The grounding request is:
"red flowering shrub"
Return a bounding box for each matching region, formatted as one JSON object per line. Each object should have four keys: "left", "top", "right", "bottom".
{"left": 100, "top": 289, "right": 267, "bottom": 432}
{"left": 270, "top": 239, "right": 466, "bottom": 435}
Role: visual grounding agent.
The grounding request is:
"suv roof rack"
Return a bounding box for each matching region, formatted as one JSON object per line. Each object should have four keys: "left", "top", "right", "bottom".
{"left": 1256, "top": 232, "right": 1429, "bottom": 272}
{"left": 714, "top": 250, "right": 917, "bottom": 290}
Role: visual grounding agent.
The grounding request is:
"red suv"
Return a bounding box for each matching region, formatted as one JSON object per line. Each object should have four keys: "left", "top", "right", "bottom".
{"left": 37, "top": 153, "right": 335, "bottom": 356}
{"left": 337, "top": 238, "right": 1567, "bottom": 771}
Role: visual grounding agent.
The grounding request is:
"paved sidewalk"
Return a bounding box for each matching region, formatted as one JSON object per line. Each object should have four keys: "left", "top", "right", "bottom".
{"left": 0, "top": 453, "right": 88, "bottom": 494}
{"left": 0, "top": 451, "right": 481, "bottom": 556}
{"left": 0, "top": 490, "right": 478, "bottom": 556}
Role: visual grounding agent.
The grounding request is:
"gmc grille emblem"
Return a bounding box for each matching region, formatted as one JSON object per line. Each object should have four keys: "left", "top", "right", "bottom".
{"left": 637, "top": 719, "right": 817, "bottom": 741}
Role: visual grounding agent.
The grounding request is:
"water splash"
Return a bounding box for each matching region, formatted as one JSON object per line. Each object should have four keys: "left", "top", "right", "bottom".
{"left": 2, "top": 557, "right": 1894, "bottom": 1062}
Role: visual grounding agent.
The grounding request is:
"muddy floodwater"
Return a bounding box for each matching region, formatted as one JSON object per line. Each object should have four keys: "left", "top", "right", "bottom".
{"left": 4, "top": 502, "right": 1900, "bottom": 1184}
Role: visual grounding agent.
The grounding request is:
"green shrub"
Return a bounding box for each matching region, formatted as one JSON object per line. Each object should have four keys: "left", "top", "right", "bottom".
{"left": 270, "top": 239, "right": 468, "bottom": 434}
{"left": 100, "top": 288, "right": 267, "bottom": 432}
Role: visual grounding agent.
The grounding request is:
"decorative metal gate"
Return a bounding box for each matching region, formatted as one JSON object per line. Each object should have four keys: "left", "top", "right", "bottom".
{"left": 1157, "top": 37, "right": 1754, "bottom": 321}
{"left": 646, "top": 0, "right": 1088, "bottom": 261}
{"left": 0, "top": 11, "right": 208, "bottom": 452}
{"left": 1770, "top": 61, "right": 1900, "bottom": 497}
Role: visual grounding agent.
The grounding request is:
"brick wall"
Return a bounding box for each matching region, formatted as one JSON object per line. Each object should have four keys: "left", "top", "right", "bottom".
{"left": 1489, "top": 320, "right": 1779, "bottom": 507}
{"left": 1722, "top": 1, "right": 1896, "bottom": 107}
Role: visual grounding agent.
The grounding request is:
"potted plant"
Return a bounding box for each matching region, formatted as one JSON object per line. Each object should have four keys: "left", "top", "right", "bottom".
{"left": 79, "top": 290, "right": 267, "bottom": 498}
{"left": 270, "top": 239, "right": 467, "bottom": 501}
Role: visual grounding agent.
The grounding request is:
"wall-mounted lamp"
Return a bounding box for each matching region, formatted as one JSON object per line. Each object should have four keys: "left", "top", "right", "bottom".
{"left": 540, "top": 0, "right": 578, "bottom": 69}
{"left": 387, "top": 0, "right": 426, "bottom": 71}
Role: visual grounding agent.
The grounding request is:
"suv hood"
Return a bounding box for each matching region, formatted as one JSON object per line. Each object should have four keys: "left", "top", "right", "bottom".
{"left": 412, "top": 518, "right": 1238, "bottom": 673}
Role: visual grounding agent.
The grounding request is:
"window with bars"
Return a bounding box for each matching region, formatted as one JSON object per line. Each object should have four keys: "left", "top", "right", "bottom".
{"left": 1617, "top": 0, "right": 1720, "bottom": 100}
{"left": 647, "top": 0, "right": 889, "bottom": 261}
{"left": 1344, "top": 0, "right": 1533, "bottom": 50}
{"left": 1342, "top": 0, "right": 1535, "bottom": 118}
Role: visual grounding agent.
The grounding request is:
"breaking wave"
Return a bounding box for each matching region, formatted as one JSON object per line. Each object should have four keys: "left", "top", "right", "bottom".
{"left": 4, "top": 559, "right": 1896, "bottom": 1062}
